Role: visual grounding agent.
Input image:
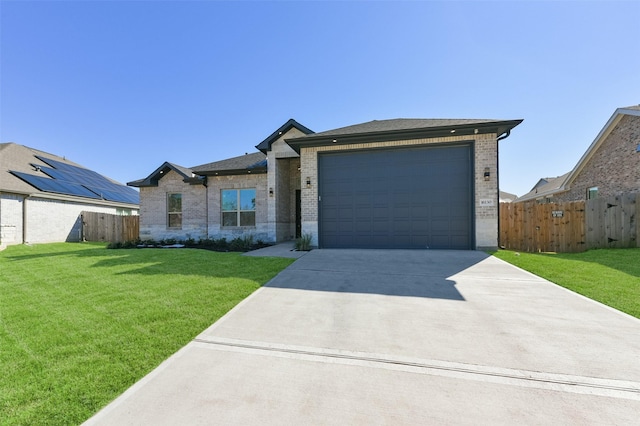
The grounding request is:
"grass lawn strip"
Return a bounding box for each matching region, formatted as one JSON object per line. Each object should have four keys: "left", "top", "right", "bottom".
{"left": 492, "top": 248, "right": 640, "bottom": 319}
{"left": 0, "top": 243, "right": 293, "bottom": 425}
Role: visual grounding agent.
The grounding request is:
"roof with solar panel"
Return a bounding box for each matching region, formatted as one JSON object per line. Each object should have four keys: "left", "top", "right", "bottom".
{"left": 0, "top": 143, "right": 139, "bottom": 206}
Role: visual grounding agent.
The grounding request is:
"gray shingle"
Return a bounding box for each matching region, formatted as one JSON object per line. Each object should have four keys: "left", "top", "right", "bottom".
{"left": 308, "top": 118, "right": 503, "bottom": 137}
{"left": 191, "top": 152, "right": 266, "bottom": 174}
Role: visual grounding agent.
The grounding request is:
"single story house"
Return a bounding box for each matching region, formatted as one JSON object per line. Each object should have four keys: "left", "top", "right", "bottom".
{"left": 129, "top": 117, "right": 523, "bottom": 250}
{"left": 0, "top": 143, "right": 139, "bottom": 249}
{"left": 517, "top": 105, "right": 640, "bottom": 203}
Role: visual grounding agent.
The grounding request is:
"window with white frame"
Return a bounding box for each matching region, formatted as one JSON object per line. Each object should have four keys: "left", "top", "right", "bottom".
{"left": 587, "top": 187, "right": 598, "bottom": 200}
{"left": 221, "top": 189, "right": 256, "bottom": 226}
{"left": 167, "top": 193, "right": 182, "bottom": 228}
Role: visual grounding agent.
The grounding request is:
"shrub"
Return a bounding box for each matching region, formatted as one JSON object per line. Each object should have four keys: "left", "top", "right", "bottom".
{"left": 295, "top": 233, "right": 313, "bottom": 251}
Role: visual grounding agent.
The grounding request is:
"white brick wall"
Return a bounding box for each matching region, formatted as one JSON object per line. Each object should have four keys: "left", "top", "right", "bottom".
{"left": 300, "top": 134, "right": 500, "bottom": 249}
{"left": 0, "top": 193, "right": 24, "bottom": 248}
{"left": 0, "top": 193, "right": 120, "bottom": 247}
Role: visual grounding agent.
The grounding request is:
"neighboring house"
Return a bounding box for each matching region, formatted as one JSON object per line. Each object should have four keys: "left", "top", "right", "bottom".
{"left": 517, "top": 105, "right": 640, "bottom": 203}
{"left": 0, "top": 143, "right": 139, "bottom": 249}
{"left": 129, "top": 117, "right": 522, "bottom": 250}
{"left": 499, "top": 191, "right": 518, "bottom": 203}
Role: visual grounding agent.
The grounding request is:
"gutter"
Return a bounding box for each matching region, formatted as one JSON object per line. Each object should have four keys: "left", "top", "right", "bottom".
{"left": 497, "top": 129, "right": 511, "bottom": 142}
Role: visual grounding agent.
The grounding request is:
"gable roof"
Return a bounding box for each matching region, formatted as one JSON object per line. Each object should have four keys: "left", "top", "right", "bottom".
{"left": 0, "top": 142, "right": 139, "bottom": 206}
{"left": 516, "top": 173, "right": 571, "bottom": 202}
{"left": 515, "top": 105, "right": 640, "bottom": 202}
{"left": 499, "top": 191, "right": 518, "bottom": 202}
{"left": 191, "top": 152, "right": 267, "bottom": 176}
{"left": 285, "top": 118, "right": 523, "bottom": 152}
{"left": 562, "top": 106, "right": 640, "bottom": 189}
{"left": 127, "top": 162, "right": 203, "bottom": 188}
{"left": 255, "top": 119, "right": 314, "bottom": 154}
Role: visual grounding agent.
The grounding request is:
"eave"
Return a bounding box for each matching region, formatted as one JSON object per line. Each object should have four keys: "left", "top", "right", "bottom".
{"left": 285, "top": 120, "right": 523, "bottom": 153}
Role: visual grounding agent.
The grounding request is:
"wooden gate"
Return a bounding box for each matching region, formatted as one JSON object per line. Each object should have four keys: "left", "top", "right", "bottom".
{"left": 81, "top": 211, "right": 139, "bottom": 243}
{"left": 499, "top": 201, "right": 586, "bottom": 253}
{"left": 586, "top": 193, "right": 639, "bottom": 249}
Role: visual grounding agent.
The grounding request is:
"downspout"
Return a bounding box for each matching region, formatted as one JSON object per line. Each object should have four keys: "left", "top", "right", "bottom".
{"left": 22, "top": 195, "right": 30, "bottom": 244}
{"left": 496, "top": 130, "right": 512, "bottom": 248}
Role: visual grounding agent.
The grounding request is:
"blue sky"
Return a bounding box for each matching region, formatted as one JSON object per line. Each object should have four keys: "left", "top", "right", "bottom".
{"left": 1, "top": 0, "right": 639, "bottom": 197}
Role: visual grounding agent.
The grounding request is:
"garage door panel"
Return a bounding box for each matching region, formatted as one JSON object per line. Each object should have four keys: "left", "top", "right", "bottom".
{"left": 319, "top": 144, "right": 472, "bottom": 249}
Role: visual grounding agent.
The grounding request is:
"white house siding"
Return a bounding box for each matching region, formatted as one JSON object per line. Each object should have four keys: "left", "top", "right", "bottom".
{"left": 300, "top": 133, "right": 500, "bottom": 250}
{"left": 1, "top": 193, "right": 127, "bottom": 248}
{"left": 26, "top": 197, "right": 117, "bottom": 244}
{"left": 0, "top": 193, "right": 24, "bottom": 248}
{"left": 138, "top": 170, "right": 207, "bottom": 241}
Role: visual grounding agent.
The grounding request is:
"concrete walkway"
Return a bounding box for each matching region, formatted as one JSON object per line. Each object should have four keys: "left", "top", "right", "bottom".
{"left": 85, "top": 250, "right": 640, "bottom": 425}
{"left": 242, "top": 241, "right": 308, "bottom": 259}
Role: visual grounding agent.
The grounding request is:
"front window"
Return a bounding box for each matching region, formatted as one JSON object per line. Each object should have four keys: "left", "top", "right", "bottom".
{"left": 587, "top": 187, "right": 598, "bottom": 200}
{"left": 222, "top": 189, "right": 256, "bottom": 226}
{"left": 167, "top": 193, "right": 182, "bottom": 228}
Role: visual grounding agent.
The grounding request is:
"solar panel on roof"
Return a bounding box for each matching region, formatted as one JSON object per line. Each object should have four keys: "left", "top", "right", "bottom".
{"left": 12, "top": 156, "right": 140, "bottom": 205}
{"left": 11, "top": 171, "right": 102, "bottom": 199}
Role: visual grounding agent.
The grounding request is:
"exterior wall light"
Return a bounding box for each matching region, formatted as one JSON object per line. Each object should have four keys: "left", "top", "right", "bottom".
{"left": 306, "top": 177, "right": 312, "bottom": 188}
{"left": 484, "top": 167, "right": 490, "bottom": 181}
{"left": 269, "top": 187, "right": 274, "bottom": 197}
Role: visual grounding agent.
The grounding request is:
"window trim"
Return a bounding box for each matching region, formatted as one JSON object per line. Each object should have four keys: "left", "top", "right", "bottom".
{"left": 167, "top": 193, "right": 182, "bottom": 229}
{"left": 221, "top": 188, "right": 256, "bottom": 228}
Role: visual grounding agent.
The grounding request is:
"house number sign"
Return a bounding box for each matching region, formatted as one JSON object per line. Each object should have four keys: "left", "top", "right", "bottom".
{"left": 552, "top": 210, "right": 564, "bottom": 218}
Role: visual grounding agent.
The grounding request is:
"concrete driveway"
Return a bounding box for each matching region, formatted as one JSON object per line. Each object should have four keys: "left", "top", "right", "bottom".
{"left": 85, "top": 249, "right": 640, "bottom": 425}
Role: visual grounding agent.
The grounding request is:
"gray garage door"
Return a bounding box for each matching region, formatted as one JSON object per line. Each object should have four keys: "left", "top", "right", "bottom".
{"left": 319, "top": 144, "right": 473, "bottom": 249}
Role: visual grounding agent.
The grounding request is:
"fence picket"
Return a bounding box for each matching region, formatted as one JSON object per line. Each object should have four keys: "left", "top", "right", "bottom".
{"left": 501, "top": 193, "right": 638, "bottom": 252}
{"left": 81, "top": 211, "right": 139, "bottom": 243}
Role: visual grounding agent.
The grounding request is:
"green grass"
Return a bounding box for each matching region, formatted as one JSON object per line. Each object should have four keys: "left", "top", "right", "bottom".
{"left": 492, "top": 248, "right": 640, "bottom": 319}
{"left": 0, "top": 243, "right": 294, "bottom": 425}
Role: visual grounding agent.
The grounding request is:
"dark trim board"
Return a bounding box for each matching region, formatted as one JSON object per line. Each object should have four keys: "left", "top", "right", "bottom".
{"left": 318, "top": 143, "right": 474, "bottom": 249}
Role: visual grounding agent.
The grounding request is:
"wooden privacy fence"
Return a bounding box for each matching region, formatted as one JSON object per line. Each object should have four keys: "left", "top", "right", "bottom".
{"left": 499, "top": 201, "right": 586, "bottom": 253}
{"left": 499, "top": 193, "right": 639, "bottom": 253}
{"left": 81, "top": 211, "right": 139, "bottom": 243}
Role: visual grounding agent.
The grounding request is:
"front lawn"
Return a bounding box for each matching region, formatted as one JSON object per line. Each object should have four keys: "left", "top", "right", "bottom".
{"left": 492, "top": 248, "right": 640, "bottom": 319}
{"left": 0, "top": 243, "right": 294, "bottom": 425}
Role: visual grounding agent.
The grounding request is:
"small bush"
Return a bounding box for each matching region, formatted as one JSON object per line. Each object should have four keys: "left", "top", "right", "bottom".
{"left": 122, "top": 240, "right": 136, "bottom": 249}
{"left": 295, "top": 233, "right": 313, "bottom": 251}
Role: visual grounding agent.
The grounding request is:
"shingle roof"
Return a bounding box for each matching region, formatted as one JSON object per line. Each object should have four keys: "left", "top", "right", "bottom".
{"left": 0, "top": 142, "right": 139, "bottom": 206}
{"left": 191, "top": 152, "right": 267, "bottom": 175}
{"left": 516, "top": 172, "right": 571, "bottom": 202}
{"left": 308, "top": 118, "right": 503, "bottom": 137}
{"left": 286, "top": 118, "right": 523, "bottom": 151}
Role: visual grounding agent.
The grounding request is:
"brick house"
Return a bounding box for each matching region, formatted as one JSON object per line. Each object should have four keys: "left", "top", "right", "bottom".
{"left": 517, "top": 106, "right": 640, "bottom": 203}
{"left": 129, "top": 117, "right": 522, "bottom": 250}
{"left": 0, "top": 143, "right": 139, "bottom": 249}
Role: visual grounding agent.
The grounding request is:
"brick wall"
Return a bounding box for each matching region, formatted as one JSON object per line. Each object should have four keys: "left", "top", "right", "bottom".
{"left": 207, "top": 173, "right": 271, "bottom": 242}
{"left": 0, "top": 193, "right": 24, "bottom": 248}
{"left": 555, "top": 114, "right": 640, "bottom": 202}
{"left": 300, "top": 134, "right": 500, "bottom": 249}
{"left": 27, "top": 197, "right": 115, "bottom": 244}
{"left": 139, "top": 170, "right": 207, "bottom": 241}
